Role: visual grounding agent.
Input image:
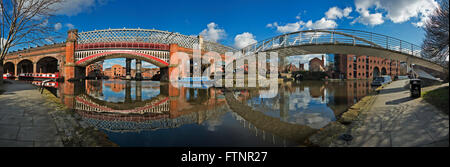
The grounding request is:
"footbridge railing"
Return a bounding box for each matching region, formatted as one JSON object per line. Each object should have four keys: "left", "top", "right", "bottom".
{"left": 77, "top": 28, "right": 237, "bottom": 54}
{"left": 241, "top": 29, "right": 423, "bottom": 59}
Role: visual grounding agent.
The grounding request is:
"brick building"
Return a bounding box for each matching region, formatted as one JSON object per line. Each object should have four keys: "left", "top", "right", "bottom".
{"left": 103, "top": 64, "right": 159, "bottom": 79}
{"left": 86, "top": 61, "right": 103, "bottom": 77}
{"left": 333, "top": 54, "right": 400, "bottom": 79}
{"left": 309, "top": 55, "right": 326, "bottom": 72}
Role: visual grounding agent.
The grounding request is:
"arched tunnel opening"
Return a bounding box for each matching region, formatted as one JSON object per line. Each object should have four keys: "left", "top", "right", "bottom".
{"left": 37, "top": 57, "right": 59, "bottom": 73}
{"left": 373, "top": 67, "right": 380, "bottom": 78}
{"left": 17, "top": 60, "right": 33, "bottom": 74}
{"left": 3, "top": 62, "right": 15, "bottom": 75}
{"left": 381, "top": 67, "right": 387, "bottom": 75}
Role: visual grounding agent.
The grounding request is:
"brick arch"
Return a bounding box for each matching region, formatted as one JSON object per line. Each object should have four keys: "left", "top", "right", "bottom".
{"left": 75, "top": 51, "right": 169, "bottom": 67}
{"left": 36, "top": 56, "right": 59, "bottom": 73}
{"left": 3, "top": 61, "right": 16, "bottom": 75}
{"left": 36, "top": 55, "right": 60, "bottom": 62}
{"left": 17, "top": 59, "right": 34, "bottom": 74}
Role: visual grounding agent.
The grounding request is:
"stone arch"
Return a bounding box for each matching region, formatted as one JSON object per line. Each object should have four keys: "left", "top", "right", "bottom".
{"left": 17, "top": 59, "right": 33, "bottom": 74}
{"left": 36, "top": 56, "right": 59, "bottom": 73}
{"left": 3, "top": 62, "right": 15, "bottom": 75}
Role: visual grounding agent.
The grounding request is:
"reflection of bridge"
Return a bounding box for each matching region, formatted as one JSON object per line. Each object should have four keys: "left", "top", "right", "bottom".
{"left": 75, "top": 94, "right": 170, "bottom": 114}
{"left": 60, "top": 80, "right": 231, "bottom": 132}
{"left": 77, "top": 109, "right": 198, "bottom": 133}
{"left": 224, "top": 91, "right": 316, "bottom": 144}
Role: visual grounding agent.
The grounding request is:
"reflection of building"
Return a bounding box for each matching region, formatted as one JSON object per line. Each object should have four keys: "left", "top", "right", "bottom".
{"left": 104, "top": 80, "right": 126, "bottom": 92}
{"left": 85, "top": 80, "right": 103, "bottom": 97}
{"left": 309, "top": 56, "right": 325, "bottom": 72}
{"left": 333, "top": 54, "right": 400, "bottom": 79}
{"left": 326, "top": 80, "right": 372, "bottom": 116}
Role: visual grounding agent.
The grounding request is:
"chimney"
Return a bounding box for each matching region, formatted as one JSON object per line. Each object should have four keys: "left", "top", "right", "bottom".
{"left": 322, "top": 55, "right": 325, "bottom": 66}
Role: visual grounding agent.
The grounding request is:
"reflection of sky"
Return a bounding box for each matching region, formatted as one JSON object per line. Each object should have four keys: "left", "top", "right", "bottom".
{"left": 91, "top": 80, "right": 161, "bottom": 102}
{"left": 247, "top": 87, "right": 336, "bottom": 129}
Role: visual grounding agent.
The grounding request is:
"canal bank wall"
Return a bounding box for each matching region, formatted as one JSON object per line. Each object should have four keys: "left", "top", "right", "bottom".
{"left": 0, "top": 80, "right": 117, "bottom": 147}
{"left": 310, "top": 80, "right": 449, "bottom": 147}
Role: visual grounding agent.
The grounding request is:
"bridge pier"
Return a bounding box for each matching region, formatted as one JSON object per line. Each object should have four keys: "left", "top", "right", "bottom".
{"left": 64, "top": 29, "right": 78, "bottom": 81}
{"left": 135, "top": 59, "right": 143, "bottom": 81}
{"left": 160, "top": 67, "right": 169, "bottom": 82}
{"left": 126, "top": 58, "right": 132, "bottom": 80}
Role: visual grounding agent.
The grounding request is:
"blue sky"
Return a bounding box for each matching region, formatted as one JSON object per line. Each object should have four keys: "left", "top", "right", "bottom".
{"left": 45, "top": 0, "right": 440, "bottom": 69}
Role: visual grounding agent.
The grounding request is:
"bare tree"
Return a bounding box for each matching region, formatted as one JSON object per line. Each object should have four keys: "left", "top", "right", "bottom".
{"left": 422, "top": 0, "right": 449, "bottom": 65}
{"left": 0, "top": 0, "right": 64, "bottom": 85}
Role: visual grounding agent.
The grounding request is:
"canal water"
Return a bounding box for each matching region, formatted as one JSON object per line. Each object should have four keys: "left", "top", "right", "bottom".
{"left": 49, "top": 80, "right": 375, "bottom": 147}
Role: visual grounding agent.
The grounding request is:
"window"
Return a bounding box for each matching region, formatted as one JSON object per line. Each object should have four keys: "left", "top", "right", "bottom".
{"left": 349, "top": 73, "right": 352, "bottom": 76}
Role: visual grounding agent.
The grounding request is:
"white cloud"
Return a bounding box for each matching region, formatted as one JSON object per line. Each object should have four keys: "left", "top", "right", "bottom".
{"left": 267, "top": 7, "right": 340, "bottom": 33}
{"left": 54, "top": 23, "right": 62, "bottom": 31}
{"left": 353, "top": 9, "right": 384, "bottom": 26}
{"left": 234, "top": 32, "right": 257, "bottom": 49}
{"left": 325, "top": 7, "right": 353, "bottom": 19}
{"left": 305, "top": 18, "right": 338, "bottom": 29}
{"left": 268, "top": 21, "right": 305, "bottom": 33}
{"left": 65, "top": 23, "right": 75, "bottom": 29}
{"left": 51, "top": 0, "right": 109, "bottom": 16}
{"left": 353, "top": 0, "right": 438, "bottom": 27}
{"left": 199, "top": 22, "right": 226, "bottom": 42}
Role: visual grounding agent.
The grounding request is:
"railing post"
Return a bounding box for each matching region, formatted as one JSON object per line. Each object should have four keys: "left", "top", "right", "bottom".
{"left": 386, "top": 37, "right": 389, "bottom": 49}
{"left": 371, "top": 33, "right": 373, "bottom": 46}
{"left": 331, "top": 31, "right": 334, "bottom": 43}
{"left": 285, "top": 35, "right": 288, "bottom": 46}
{"left": 400, "top": 41, "right": 402, "bottom": 52}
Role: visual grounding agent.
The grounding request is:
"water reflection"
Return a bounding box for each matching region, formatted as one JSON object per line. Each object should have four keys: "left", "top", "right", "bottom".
{"left": 51, "top": 79, "right": 374, "bottom": 146}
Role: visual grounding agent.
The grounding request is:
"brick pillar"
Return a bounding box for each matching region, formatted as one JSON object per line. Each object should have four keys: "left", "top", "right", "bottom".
{"left": 64, "top": 29, "right": 78, "bottom": 80}
{"left": 168, "top": 44, "right": 179, "bottom": 82}
{"left": 33, "top": 62, "right": 37, "bottom": 74}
